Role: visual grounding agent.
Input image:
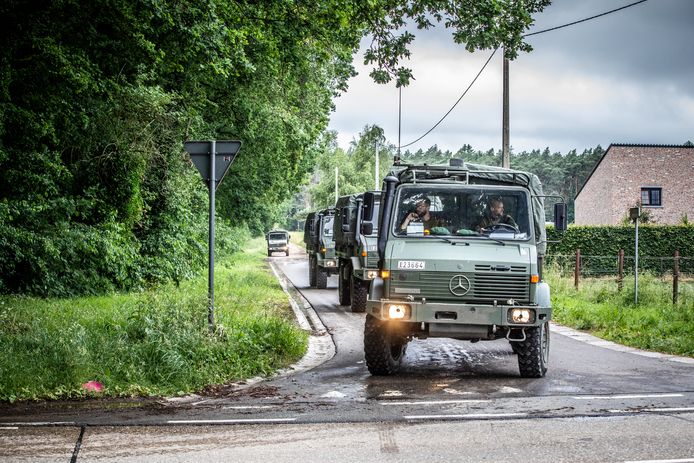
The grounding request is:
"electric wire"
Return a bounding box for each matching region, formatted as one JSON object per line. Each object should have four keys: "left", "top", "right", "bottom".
{"left": 398, "top": 0, "right": 649, "bottom": 150}
{"left": 399, "top": 47, "right": 498, "bottom": 149}
{"left": 523, "top": 0, "right": 648, "bottom": 38}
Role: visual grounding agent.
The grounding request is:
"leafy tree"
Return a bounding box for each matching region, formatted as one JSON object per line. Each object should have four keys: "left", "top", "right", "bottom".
{"left": 1, "top": 0, "right": 552, "bottom": 296}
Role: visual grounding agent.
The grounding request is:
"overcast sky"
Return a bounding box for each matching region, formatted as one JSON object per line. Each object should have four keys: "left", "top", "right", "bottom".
{"left": 327, "top": 0, "right": 694, "bottom": 155}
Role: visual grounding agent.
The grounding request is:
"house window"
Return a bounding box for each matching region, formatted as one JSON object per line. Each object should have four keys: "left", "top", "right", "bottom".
{"left": 641, "top": 187, "right": 662, "bottom": 207}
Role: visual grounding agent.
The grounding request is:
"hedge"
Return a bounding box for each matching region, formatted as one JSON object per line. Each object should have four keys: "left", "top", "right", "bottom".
{"left": 545, "top": 225, "right": 694, "bottom": 275}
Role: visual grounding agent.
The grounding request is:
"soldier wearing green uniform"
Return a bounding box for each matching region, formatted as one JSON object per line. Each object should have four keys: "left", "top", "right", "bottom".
{"left": 476, "top": 197, "right": 517, "bottom": 232}
{"left": 399, "top": 197, "right": 445, "bottom": 232}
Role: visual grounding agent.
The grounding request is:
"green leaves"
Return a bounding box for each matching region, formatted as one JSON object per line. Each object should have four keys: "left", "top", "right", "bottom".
{"left": 362, "top": 0, "right": 551, "bottom": 86}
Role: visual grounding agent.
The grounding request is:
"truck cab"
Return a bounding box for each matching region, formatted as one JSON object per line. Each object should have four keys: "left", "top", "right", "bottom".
{"left": 266, "top": 229, "right": 290, "bottom": 257}
{"left": 333, "top": 192, "right": 381, "bottom": 313}
{"left": 363, "top": 161, "right": 566, "bottom": 377}
{"left": 303, "top": 208, "right": 338, "bottom": 289}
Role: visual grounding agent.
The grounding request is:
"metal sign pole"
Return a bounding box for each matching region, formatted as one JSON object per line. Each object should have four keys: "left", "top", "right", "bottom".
{"left": 184, "top": 139, "right": 241, "bottom": 335}
{"left": 208, "top": 140, "right": 216, "bottom": 333}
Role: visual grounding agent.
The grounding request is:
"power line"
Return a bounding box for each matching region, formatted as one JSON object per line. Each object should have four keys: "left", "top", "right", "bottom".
{"left": 400, "top": 47, "right": 498, "bottom": 149}
{"left": 524, "top": 0, "right": 649, "bottom": 38}
{"left": 398, "top": 0, "right": 649, "bottom": 149}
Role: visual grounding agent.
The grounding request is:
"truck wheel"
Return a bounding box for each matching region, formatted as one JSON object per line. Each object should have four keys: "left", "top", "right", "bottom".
{"left": 316, "top": 265, "right": 328, "bottom": 289}
{"left": 350, "top": 275, "right": 367, "bottom": 313}
{"left": 510, "top": 341, "right": 521, "bottom": 355}
{"left": 309, "top": 255, "right": 317, "bottom": 287}
{"left": 364, "top": 315, "right": 405, "bottom": 375}
{"left": 285, "top": 250, "right": 289, "bottom": 256}
{"left": 516, "top": 322, "right": 550, "bottom": 378}
{"left": 338, "top": 262, "right": 351, "bottom": 305}
{"left": 268, "top": 250, "right": 272, "bottom": 257}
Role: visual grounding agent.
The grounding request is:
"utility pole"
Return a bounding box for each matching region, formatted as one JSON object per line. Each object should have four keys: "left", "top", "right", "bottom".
{"left": 375, "top": 139, "right": 380, "bottom": 191}
{"left": 502, "top": 54, "right": 510, "bottom": 168}
{"left": 396, "top": 86, "right": 402, "bottom": 164}
{"left": 335, "top": 166, "right": 339, "bottom": 203}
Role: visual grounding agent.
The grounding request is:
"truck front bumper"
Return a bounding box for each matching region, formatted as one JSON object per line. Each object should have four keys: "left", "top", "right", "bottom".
{"left": 366, "top": 298, "right": 551, "bottom": 328}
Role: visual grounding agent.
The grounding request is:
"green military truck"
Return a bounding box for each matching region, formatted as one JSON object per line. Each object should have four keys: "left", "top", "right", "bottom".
{"left": 266, "top": 229, "right": 290, "bottom": 257}
{"left": 333, "top": 192, "right": 381, "bottom": 313}
{"left": 303, "top": 209, "right": 338, "bottom": 289}
{"left": 363, "top": 160, "right": 566, "bottom": 377}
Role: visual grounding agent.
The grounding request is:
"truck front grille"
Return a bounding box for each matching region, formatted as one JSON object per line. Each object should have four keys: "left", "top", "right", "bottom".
{"left": 389, "top": 270, "right": 529, "bottom": 303}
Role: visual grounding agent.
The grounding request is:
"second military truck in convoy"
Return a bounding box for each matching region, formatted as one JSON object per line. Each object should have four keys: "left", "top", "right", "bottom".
{"left": 363, "top": 160, "right": 566, "bottom": 377}
{"left": 333, "top": 192, "right": 381, "bottom": 313}
{"left": 303, "top": 208, "right": 338, "bottom": 289}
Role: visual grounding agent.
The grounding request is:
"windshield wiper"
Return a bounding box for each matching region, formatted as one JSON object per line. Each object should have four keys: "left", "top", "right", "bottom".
{"left": 436, "top": 237, "right": 470, "bottom": 246}
{"left": 473, "top": 232, "right": 506, "bottom": 246}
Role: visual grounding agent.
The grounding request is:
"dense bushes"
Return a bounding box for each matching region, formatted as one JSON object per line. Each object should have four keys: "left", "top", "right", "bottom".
{"left": 546, "top": 225, "right": 694, "bottom": 258}
{"left": 0, "top": 1, "right": 357, "bottom": 297}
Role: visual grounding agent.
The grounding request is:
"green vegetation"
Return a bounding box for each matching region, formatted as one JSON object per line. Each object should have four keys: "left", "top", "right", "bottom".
{"left": 0, "top": 238, "right": 307, "bottom": 403}
{"left": 548, "top": 271, "right": 694, "bottom": 357}
{"left": 1, "top": 1, "right": 550, "bottom": 298}
{"left": 546, "top": 224, "right": 694, "bottom": 259}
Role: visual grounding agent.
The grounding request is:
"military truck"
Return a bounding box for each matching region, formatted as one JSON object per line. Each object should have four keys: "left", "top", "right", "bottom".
{"left": 303, "top": 209, "right": 338, "bottom": 289}
{"left": 266, "top": 229, "right": 290, "bottom": 257}
{"left": 333, "top": 192, "right": 381, "bottom": 312}
{"left": 363, "top": 160, "right": 566, "bottom": 377}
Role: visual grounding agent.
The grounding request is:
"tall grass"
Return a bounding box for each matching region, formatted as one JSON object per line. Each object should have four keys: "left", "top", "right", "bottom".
{"left": 0, "top": 238, "right": 307, "bottom": 402}
{"left": 547, "top": 268, "right": 694, "bottom": 357}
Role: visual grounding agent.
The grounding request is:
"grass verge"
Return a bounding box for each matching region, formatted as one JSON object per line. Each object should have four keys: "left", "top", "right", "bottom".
{"left": 547, "top": 270, "right": 694, "bottom": 357}
{"left": 0, "top": 237, "right": 308, "bottom": 402}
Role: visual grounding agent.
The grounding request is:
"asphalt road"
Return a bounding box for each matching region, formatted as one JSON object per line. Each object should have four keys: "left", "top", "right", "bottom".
{"left": 2, "top": 242, "right": 694, "bottom": 462}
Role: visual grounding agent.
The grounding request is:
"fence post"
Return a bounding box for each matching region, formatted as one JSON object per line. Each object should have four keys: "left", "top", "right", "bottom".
{"left": 673, "top": 250, "right": 680, "bottom": 305}
{"left": 617, "top": 249, "right": 624, "bottom": 292}
{"left": 574, "top": 248, "right": 581, "bottom": 290}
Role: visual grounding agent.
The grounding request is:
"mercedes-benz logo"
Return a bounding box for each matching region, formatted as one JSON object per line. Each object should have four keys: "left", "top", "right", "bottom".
{"left": 448, "top": 274, "right": 471, "bottom": 296}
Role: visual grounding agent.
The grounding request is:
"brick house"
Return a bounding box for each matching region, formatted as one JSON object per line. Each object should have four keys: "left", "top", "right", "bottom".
{"left": 574, "top": 143, "right": 694, "bottom": 225}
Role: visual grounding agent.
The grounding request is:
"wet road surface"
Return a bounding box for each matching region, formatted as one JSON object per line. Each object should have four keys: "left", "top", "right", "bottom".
{"left": 2, "top": 242, "right": 694, "bottom": 461}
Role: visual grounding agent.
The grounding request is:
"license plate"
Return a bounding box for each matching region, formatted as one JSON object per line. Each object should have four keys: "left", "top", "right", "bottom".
{"left": 397, "top": 260, "right": 425, "bottom": 270}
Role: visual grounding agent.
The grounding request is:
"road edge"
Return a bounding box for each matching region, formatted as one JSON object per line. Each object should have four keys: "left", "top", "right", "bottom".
{"left": 551, "top": 322, "right": 694, "bottom": 365}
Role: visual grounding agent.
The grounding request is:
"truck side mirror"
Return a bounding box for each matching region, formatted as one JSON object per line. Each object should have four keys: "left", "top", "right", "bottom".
{"left": 363, "top": 192, "right": 376, "bottom": 221}
{"left": 361, "top": 222, "right": 373, "bottom": 236}
{"left": 554, "top": 203, "right": 567, "bottom": 232}
{"left": 341, "top": 206, "right": 350, "bottom": 232}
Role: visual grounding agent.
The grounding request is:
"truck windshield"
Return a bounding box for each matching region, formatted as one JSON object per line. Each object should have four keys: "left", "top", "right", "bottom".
{"left": 269, "top": 233, "right": 286, "bottom": 241}
{"left": 392, "top": 186, "right": 532, "bottom": 240}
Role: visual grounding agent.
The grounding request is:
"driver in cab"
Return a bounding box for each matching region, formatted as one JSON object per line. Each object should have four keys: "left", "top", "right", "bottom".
{"left": 476, "top": 197, "right": 517, "bottom": 233}
{"left": 399, "top": 197, "right": 445, "bottom": 233}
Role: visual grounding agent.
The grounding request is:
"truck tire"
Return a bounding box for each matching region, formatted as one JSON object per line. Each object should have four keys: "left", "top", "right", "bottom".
{"left": 316, "top": 265, "right": 328, "bottom": 289}
{"left": 285, "top": 250, "right": 289, "bottom": 256}
{"left": 364, "top": 315, "right": 405, "bottom": 375}
{"left": 338, "top": 261, "right": 351, "bottom": 305}
{"left": 309, "top": 255, "right": 317, "bottom": 287}
{"left": 516, "top": 322, "right": 550, "bottom": 378}
{"left": 268, "top": 250, "right": 272, "bottom": 257}
{"left": 350, "top": 274, "right": 367, "bottom": 313}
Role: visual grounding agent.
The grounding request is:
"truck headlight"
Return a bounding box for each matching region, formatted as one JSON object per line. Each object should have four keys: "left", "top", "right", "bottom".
{"left": 366, "top": 270, "right": 379, "bottom": 279}
{"left": 385, "top": 304, "right": 411, "bottom": 320}
{"left": 508, "top": 308, "right": 536, "bottom": 324}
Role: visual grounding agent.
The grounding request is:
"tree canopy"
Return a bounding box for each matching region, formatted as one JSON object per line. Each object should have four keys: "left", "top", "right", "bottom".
{"left": 1, "top": 0, "right": 551, "bottom": 296}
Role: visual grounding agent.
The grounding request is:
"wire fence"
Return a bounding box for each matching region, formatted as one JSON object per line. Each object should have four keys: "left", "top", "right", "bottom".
{"left": 545, "top": 253, "right": 694, "bottom": 279}
{"left": 545, "top": 250, "right": 694, "bottom": 305}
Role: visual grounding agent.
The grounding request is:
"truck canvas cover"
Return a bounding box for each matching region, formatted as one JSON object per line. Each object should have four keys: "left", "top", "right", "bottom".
{"left": 333, "top": 194, "right": 360, "bottom": 248}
